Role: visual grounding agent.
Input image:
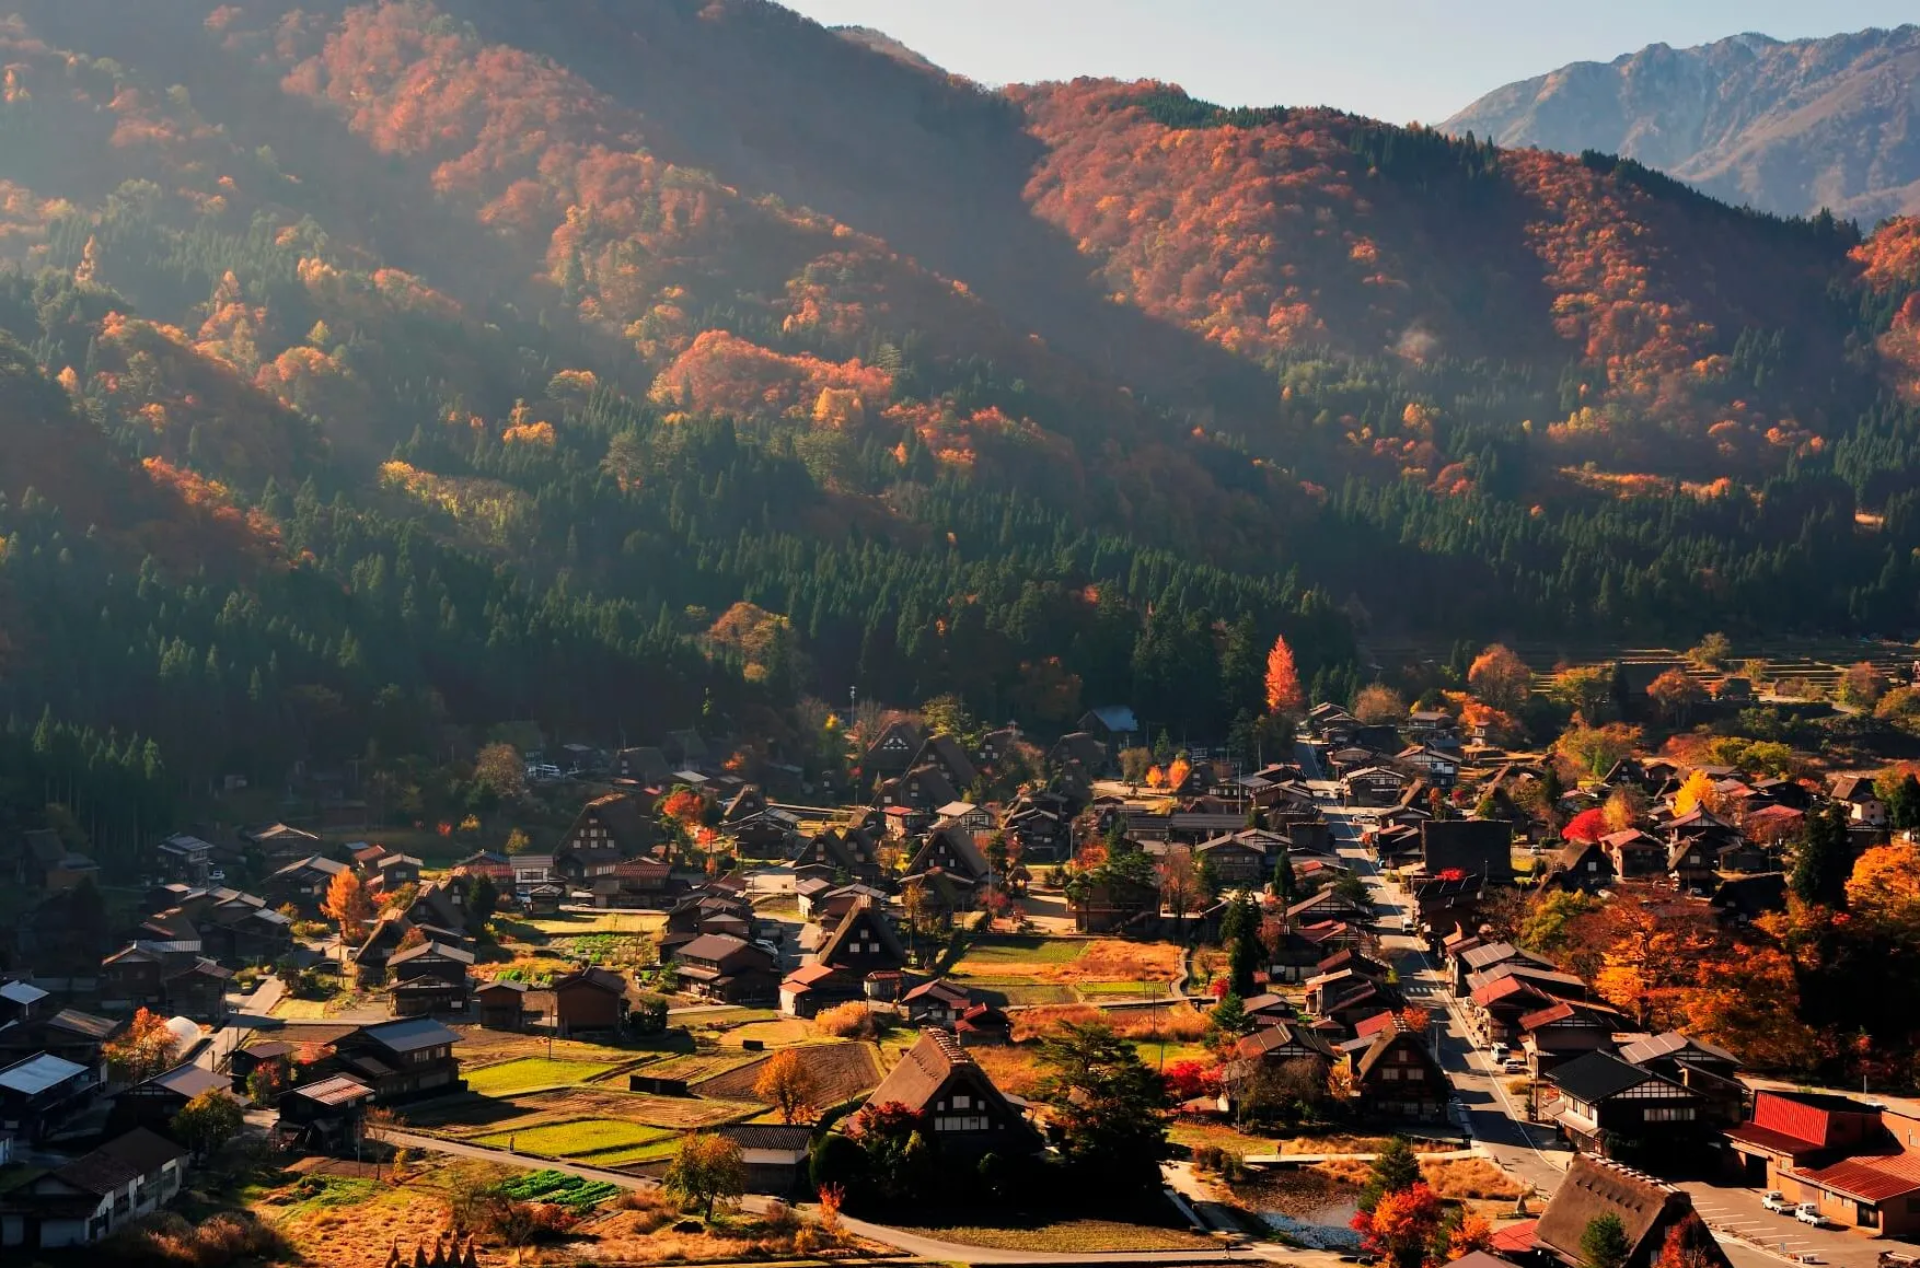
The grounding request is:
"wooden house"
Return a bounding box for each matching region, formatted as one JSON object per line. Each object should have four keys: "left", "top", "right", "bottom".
{"left": 860, "top": 1029, "right": 1041, "bottom": 1161}
{"left": 1195, "top": 834, "right": 1267, "bottom": 886}
{"left": 862, "top": 720, "right": 925, "bottom": 778}
{"left": 476, "top": 980, "right": 528, "bottom": 1031}
{"left": 1542, "top": 1050, "right": 1709, "bottom": 1157}
{"left": 552, "top": 967, "right": 630, "bottom": 1036}
{"left": 677, "top": 935, "right": 779, "bottom": 1005}
{"left": 911, "top": 735, "right": 980, "bottom": 796}
{"left": 108, "top": 1063, "right": 233, "bottom": 1137}
{"left": 0, "top": 1053, "right": 98, "bottom": 1143}
{"left": 1601, "top": 829, "right": 1665, "bottom": 880}
{"left": 1421, "top": 819, "right": 1514, "bottom": 884}
{"left": 1540, "top": 841, "right": 1614, "bottom": 892}
{"left": 878, "top": 764, "right": 960, "bottom": 815}
{"left": 264, "top": 855, "right": 348, "bottom": 916}
{"left": 1533, "top": 1155, "right": 1729, "bottom": 1268}
{"left": 590, "top": 858, "right": 677, "bottom": 908}
{"left": 1221, "top": 1022, "right": 1335, "bottom": 1111}
{"left": 1345, "top": 1022, "right": 1449, "bottom": 1121}
{"left": 555, "top": 793, "right": 653, "bottom": 882}
{"left": 1517, "top": 1000, "right": 1629, "bottom": 1077}
{"left": 276, "top": 1074, "right": 375, "bottom": 1155}
{"left": 1666, "top": 839, "right": 1719, "bottom": 893}
{"left": 905, "top": 824, "right": 992, "bottom": 888}
{"left": 1344, "top": 766, "right": 1411, "bottom": 806}
{"left": 0, "top": 1128, "right": 188, "bottom": 1250}
{"left": 330, "top": 1019, "right": 463, "bottom": 1103}
{"left": 901, "top": 978, "right": 975, "bottom": 1026}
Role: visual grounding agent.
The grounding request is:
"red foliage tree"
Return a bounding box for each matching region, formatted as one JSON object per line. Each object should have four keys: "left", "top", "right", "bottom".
{"left": 1562, "top": 807, "right": 1610, "bottom": 843}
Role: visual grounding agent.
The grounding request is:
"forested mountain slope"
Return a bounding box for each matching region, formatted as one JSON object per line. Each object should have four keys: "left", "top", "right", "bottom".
{"left": 1443, "top": 26, "right": 1920, "bottom": 222}
{"left": 3, "top": 0, "right": 1920, "bottom": 839}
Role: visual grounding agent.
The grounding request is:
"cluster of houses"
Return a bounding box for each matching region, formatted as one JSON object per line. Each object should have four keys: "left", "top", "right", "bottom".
{"left": 0, "top": 953, "right": 470, "bottom": 1252}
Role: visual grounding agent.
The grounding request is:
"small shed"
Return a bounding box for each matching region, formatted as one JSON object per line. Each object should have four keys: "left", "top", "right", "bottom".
{"left": 476, "top": 980, "right": 528, "bottom": 1032}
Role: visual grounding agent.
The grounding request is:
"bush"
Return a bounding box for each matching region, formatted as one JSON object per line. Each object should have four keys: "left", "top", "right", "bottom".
{"left": 102, "top": 1211, "right": 289, "bottom": 1267}
{"left": 813, "top": 1002, "right": 876, "bottom": 1038}
{"left": 1192, "top": 1144, "right": 1249, "bottom": 1181}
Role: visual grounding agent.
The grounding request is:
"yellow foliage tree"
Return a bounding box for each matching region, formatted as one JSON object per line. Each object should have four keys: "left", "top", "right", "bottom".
{"left": 1673, "top": 769, "right": 1719, "bottom": 818}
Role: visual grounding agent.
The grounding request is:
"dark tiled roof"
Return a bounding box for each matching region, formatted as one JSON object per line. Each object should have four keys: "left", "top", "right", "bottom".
{"left": 718, "top": 1123, "right": 814, "bottom": 1151}
{"left": 1548, "top": 1051, "right": 1654, "bottom": 1103}
{"left": 359, "top": 1017, "right": 460, "bottom": 1053}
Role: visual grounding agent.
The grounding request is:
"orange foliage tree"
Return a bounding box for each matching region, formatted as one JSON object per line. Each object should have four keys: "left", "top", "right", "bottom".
{"left": 105, "top": 1007, "right": 182, "bottom": 1084}
{"left": 322, "top": 868, "right": 372, "bottom": 946}
{"left": 1264, "top": 634, "right": 1304, "bottom": 717}
{"left": 1467, "top": 644, "right": 1530, "bottom": 712}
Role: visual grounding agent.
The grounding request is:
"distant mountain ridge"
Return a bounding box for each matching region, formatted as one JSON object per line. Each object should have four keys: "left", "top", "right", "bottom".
{"left": 1443, "top": 25, "right": 1920, "bottom": 221}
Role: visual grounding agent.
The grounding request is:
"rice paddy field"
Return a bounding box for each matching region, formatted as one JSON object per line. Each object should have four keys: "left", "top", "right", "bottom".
{"left": 521, "top": 911, "right": 664, "bottom": 936}
{"left": 470, "top": 1118, "right": 679, "bottom": 1166}
{"left": 462, "top": 1057, "right": 621, "bottom": 1096}
{"left": 404, "top": 1086, "right": 757, "bottom": 1135}
{"left": 948, "top": 937, "right": 1184, "bottom": 1005}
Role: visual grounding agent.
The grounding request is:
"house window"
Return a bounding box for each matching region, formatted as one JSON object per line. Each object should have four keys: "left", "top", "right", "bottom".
{"left": 953, "top": 1094, "right": 970, "bottom": 1109}
{"left": 1642, "top": 1106, "right": 1696, "bottom": 1122}
{"left": 935, "top": 1115, "right": 989, "bottom": 1131}
{"left": 1383, "top": 1067, "right": 1402, "bottom": 1080}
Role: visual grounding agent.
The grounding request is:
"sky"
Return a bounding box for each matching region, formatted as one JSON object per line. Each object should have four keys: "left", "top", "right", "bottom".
{"left": 780, "top": 1, "right": 1919, "bottom": 124}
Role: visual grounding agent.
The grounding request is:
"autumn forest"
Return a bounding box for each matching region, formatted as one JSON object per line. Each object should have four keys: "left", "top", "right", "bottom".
{"left": 6, "top": 0, "right": 1920, "bottom": 841}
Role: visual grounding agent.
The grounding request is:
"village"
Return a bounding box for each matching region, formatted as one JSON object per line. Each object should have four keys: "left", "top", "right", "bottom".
{"left": 5, "top": 646, "right": 1920, "bottom": 1268}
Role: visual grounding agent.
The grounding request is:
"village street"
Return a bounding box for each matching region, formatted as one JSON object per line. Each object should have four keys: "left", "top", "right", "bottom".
{"left": 1296, "top": 740, "right": 1888, "bottom": 1268}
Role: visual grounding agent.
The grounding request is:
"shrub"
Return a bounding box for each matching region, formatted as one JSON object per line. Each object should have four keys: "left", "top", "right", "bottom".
{"left": 813, "top": 1001, "right": 876, "bottom": 1038}
{"left": 102, "top": 1211, "right": 289, "bottom": 1267}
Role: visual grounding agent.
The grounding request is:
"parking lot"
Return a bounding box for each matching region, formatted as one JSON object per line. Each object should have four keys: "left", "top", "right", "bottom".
{"left": 1687, "top": 1182, "right": 1893, "bottom": 1268}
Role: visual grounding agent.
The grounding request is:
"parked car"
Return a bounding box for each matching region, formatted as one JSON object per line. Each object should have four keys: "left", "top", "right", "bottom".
{"left": 1501, "top": 1058, "right": 1528, "bottom": 1074}
{"left": 209, "top": 868, "right": 227, "bottom": 881}
{"left": 1795, "top": 1204, "right": 1826, "bottom": 1227}
{"left": 1489, "top": 1043, "right": 1510, "bottom": 1060}
{"left": 1761, "top": 1191, "right": 1792, "bottom": 1213}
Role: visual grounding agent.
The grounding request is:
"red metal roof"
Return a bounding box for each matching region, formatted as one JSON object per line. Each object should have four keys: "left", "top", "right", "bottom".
{"left": 1489, "top": 1220, "right": 1538, "bottom": 1253}
{"left": 1724, "top": 1122, "right": 1827, "bottom": 1157}
{"left": 1793, "top": 1154, "right": 1920, "bottom": 1204}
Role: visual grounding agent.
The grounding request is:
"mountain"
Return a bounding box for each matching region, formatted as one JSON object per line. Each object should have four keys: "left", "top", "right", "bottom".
{"left": 831, "top": 25, "right": 944, "bottom": 75}
{"left": 5, "top": 0, "right": 1920, "bottom": 847}
{"left": 1443, "top": 26, "right": 1920, "bottom": 222}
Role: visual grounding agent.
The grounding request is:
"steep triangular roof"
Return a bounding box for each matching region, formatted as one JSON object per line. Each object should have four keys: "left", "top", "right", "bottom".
{"left": 816, "top": 896, "right": 906, "bottom": 970}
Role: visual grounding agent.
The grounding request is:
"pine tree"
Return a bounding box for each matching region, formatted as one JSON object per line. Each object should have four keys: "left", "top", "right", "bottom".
{"left": 1791, "top": 803, "right": 1851, "bottom": 908}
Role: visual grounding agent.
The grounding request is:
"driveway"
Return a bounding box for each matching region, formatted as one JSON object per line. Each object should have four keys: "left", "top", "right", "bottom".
{"left": 1687, "top": 1182, "right": 1892, "bottom": 1268}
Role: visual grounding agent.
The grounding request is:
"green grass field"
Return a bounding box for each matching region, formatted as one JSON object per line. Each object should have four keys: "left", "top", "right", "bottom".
{"left": 471, "top": 1118, "right": 672, "bottom": 1158}
{"left": 464, "top": 1058, "right": 620, "bottom": 1096}
{"left": 1077, "top": 980, "right": 1171, "bottom": 998}
{"left": 957, "top": 977, "right": 1078, "bottom": 1006}
{"left": 1131, "top": 1039, "right": 1211, "bottom": 1067}
{"left": 954, "top": 937, "right": 1089, "bottom": 966}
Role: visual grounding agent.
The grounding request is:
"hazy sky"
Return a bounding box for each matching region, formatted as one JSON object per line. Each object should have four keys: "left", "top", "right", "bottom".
{"left": 781, "top": 1, "right": 1918, "bottom": 124}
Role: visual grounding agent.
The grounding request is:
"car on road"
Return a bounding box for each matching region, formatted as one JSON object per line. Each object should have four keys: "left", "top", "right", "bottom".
{"left": 1795, "top": 1203, "right": 1827, "bottom": 1227}
{"left": 1501, "top": 1058, "right": 1528, "bottom": 1074}
{"left": 1761, "top": 1191, "right": 1792, "bottom": 1213}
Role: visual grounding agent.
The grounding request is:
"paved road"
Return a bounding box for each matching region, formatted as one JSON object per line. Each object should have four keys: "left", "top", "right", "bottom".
{"left": 1295, "top": 739, "right": 1875, "bottom": 1268}
{"left": 1295, "top": 739, "right": 1573, "bottom": 1201}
